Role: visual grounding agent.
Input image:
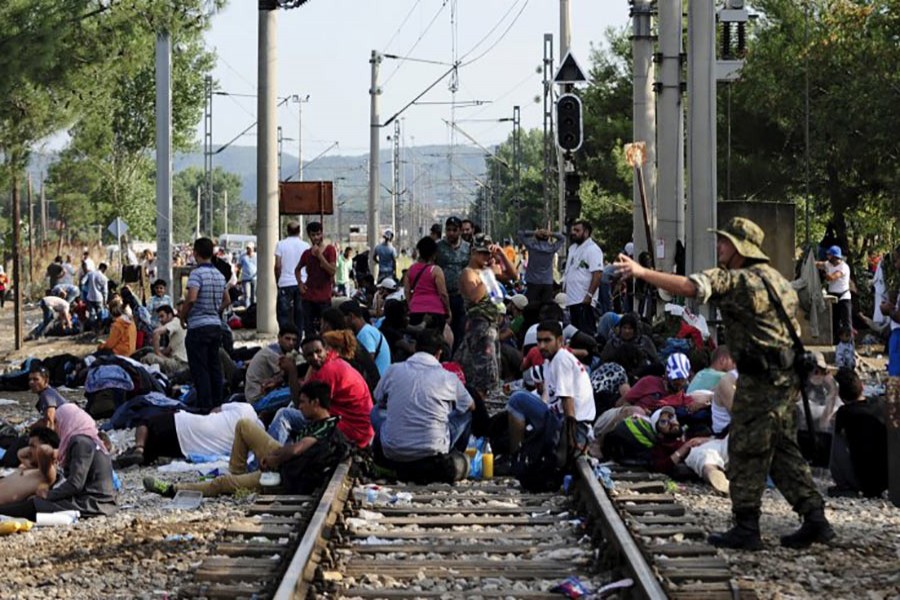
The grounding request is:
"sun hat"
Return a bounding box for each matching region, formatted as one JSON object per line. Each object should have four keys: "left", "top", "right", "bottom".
{"left": 709, "top": 217, "right": 769, "bottom": 262}
{"left": 665, "top": 352, "right": 692, "bottom": 381}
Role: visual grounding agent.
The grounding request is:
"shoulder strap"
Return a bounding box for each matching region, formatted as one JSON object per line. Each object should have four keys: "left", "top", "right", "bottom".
{"left": 756, "top": 269, "right": 804, "bottom": 353}
{"left": 408, "top": 264, "right": 431, "bottom": 299}
{"left": 756, "top": 269, "right": 819, "bottom": 443}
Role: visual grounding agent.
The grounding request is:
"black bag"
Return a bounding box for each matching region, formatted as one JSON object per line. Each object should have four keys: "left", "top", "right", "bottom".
{"left": 510, "top": 412, "right": 566, "bottom": 493}
{"left": 279, "top": 426, "right": 351, "bottom": 494}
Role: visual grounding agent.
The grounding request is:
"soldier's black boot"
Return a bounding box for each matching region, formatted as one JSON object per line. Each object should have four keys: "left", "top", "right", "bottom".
{"left": 708, "top": 510, "right": 763, "bottom": 551}
{"left": 780, "top": 507, "right": 835, "bottom": 549}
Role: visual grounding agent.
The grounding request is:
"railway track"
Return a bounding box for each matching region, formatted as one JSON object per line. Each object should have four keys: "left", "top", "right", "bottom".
{"left": 182, "top": 458, "right": 758, "bottom": 599}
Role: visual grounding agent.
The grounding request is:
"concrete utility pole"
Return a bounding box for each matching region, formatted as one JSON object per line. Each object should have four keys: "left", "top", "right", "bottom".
{"left": 656, "top": 0, "right": 685, "bottom": 274}
{"left": 12, "top": 176, "right": 23, "bottom": 350}
{"left": 557, "top": 0, "right": 571, "bottom": 236}
{"left": 203, "top": 75, "right": 213, "bottom": 237}
{"left": 687, "top": 0, "right": 717, "bottom": 278}
{"left": 256, "top": 1, "right": 279, "bottom": 335}
{"left": 39, "top": 176, "right": 47, "bottom": 246}
{"left": 368, "top": 50, "right": 382, "bottom": 274}
{"left": 542, "top": 33, "right": 555, "bottom": 226}
{"left": 631, "top": 1, "right": 657, "bottom": 259}
{"left": 155, "top": 30, "right": 173, "bottom": 288}
{"left": 223, "top": 189, "right": 229, "bottom": 237}
{"left": 391, "top": 120, "right": 400, "bottom": 240}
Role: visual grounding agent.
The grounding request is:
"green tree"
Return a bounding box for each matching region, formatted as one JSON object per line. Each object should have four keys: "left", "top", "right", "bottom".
{"left": 45, "top": 2, "right": 221, "bottom": 240}
{"left": 724, "top": 0, "right": 900, "bottom": 254}
{"left": 172, "top": 167, "right": 250, "bottom": 242}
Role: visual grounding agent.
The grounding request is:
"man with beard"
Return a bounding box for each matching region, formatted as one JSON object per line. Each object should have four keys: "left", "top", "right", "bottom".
{"left": 436, "top": 217, "right": 471, "bottom": 350}
{"left": 506, "top": 320, "right": 596, "bottom": 457}
{"left": 460, "top": 219, "right": 476, "bottom": 244}
{"left": 563, "top": 220, "right": 604, "bottom": 336}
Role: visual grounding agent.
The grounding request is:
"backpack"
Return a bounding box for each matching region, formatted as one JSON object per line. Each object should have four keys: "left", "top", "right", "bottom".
{"left": 279, "top": 426, "right": 351, "bottom": 494}
{"left": 510, "top": 411, "right": 567, "bottom": 493}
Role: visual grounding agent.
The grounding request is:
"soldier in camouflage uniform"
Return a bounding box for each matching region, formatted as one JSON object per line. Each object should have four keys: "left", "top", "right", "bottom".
{"left": 614, "top": 217, "right": 835, "bottom": 550}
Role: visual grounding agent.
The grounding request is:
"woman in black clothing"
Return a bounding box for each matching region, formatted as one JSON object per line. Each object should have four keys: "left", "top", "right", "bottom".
{"left": 0, "top": 404, "right": 117, "bottom": 520}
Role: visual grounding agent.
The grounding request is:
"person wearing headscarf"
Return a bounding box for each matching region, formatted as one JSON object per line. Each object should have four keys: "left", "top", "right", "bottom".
{"left": 0, "top": 404, "right": 117, "bottom": 520}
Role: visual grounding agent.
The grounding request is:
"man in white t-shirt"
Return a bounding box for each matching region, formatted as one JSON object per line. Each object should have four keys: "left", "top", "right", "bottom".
{"left": 30, "top": 290, "right": 72, "bottom": 338}
{"left": 817, "top": 245, "right": 851, "bottom": 343}
{"left": 275, "top": 222, "right": 310, "bottom": 336}
{"left": 563, "top": 219, "right": 604, "bottom": 336}
{"left": 115, "top": 401, "right": 261, "bottom": 467}
{"left": 141, "top": 304, "right": 189, "bottom": 376}
{"left": 507, "top": 320, "right": 596, "bottom": 456}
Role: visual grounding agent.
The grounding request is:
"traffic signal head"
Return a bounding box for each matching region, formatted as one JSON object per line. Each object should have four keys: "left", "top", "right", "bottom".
{"left": 556, "top": 94, "right": 583, "bottom": 152}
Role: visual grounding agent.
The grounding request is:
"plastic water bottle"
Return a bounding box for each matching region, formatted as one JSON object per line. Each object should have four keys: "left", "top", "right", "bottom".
{"left": 481, "top": 441, "right": 494, "bottom": 479}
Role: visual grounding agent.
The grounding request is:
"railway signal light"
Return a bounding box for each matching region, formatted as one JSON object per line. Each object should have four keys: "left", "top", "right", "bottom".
{"left": 556, "top": 94, "right": 583, "bottom": 152}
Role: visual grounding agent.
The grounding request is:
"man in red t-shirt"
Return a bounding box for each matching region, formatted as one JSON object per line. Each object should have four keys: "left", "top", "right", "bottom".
{"left": 296, "top": 335, "right": 374, "bottom": 448}
{"left": 296, "top": 221, "right": 337, "bottom": 337}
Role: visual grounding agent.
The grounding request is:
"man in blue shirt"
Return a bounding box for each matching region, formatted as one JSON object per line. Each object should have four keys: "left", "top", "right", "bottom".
{"left": 179, "top": 237, "right": 230, "bottom": 410}
{"left": 239, "top": 244, "right": 258, "bottom": 306}
{"left": 340, "top": 300, "right": 390, "bottom": 376}
{"left": 373, "top": 230, "right": 397, "bottom": 283}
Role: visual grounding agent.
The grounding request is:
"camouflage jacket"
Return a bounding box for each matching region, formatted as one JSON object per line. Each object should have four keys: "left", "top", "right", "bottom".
{"left": 689, "top": 262, "right": 800, "bottom": 368}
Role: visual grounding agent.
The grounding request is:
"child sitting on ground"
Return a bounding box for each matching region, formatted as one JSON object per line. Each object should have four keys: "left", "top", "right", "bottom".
{"left": 835, "top": 327, "right": 858, "bottom": 371}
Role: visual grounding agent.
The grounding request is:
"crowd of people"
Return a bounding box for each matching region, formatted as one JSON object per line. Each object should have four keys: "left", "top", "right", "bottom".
{"left": 0, "top": 214, "right": 894, "bottom": 555}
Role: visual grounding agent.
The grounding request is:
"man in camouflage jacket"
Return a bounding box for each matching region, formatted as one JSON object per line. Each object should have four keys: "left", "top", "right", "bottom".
{"left": 614, "top": 217, "right": 834, "bottom": 550}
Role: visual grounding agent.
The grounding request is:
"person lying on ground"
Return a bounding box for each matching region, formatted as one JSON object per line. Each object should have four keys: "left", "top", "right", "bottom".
{"left": 616, "top": 352, "right": 693, "bottom": 414}
{"left": 268, "top": 336, "right": 374, "bottom": 448}
{"left": 114, "top": 401, "right": 261, "bottom": 468}
{"left": 140, "top": 304, "right": 189, "bottom": 376}
{"left": 143, "top": 381, "right": 348, "bottom": 498}
{"left": 0, "top": 403, "right": 117, "bottom": 520}
{"left": 371, "top": 330, "right": 474, "bottom": 484}
{"left": 0, "top": 427, "right": 59, "bottom": 505}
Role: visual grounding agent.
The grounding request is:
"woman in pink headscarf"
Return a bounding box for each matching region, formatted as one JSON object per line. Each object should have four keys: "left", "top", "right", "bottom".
{"left": 0, "top": 404, "right": 117, "bottom": 520}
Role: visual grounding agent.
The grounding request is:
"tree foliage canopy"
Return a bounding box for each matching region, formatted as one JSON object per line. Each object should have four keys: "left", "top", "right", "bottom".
{"left": 1, "top": 0, "right": 224, "bottom": 243}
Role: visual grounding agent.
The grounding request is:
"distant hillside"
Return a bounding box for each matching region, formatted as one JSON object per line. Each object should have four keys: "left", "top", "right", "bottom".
{"left": 173, "top": 144, "right": 488, "bottom": 214}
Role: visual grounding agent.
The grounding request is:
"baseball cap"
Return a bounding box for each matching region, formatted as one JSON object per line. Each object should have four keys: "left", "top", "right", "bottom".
{"left": 826, "top": 245, "right": 843, "bottom": 259}
{"left": 445, "top": 216, "right": 462, "bottom": 228}
{"left": 507, "top": 294, "right": 528, "bottom": 311}
{"left": 665, "top": 352, "right": 691, "bottom": 381}
{"left": 554, "top": 292, "right": 568, "bottom": 309}
{"left": 379, "top": 277, "right": 398, "bottom": 290}
{"left": 472, "top": 233, "right": 493, "bottom": 253}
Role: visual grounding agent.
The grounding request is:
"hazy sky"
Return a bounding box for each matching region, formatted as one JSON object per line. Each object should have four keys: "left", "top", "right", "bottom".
{"left": 200, "top": 0, "right": 630, "bottom": 161}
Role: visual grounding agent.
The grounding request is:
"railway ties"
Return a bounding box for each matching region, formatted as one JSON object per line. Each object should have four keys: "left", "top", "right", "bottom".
{"left": 578, "top": 463, "right": 758, "bottom": 600}
{"left": 330, "top": 478, "right": 603, "bottom": 599}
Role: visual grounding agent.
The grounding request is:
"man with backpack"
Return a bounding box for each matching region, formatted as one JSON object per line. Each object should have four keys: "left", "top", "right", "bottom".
{"left": 506, "top": 320, "right": 596, "bottom": 465}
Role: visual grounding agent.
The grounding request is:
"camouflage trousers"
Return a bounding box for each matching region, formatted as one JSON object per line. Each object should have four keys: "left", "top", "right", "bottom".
{"left": 727, "top": 373, "right": 823, "bottom": 515}
{"left": 454, "top": 316, "right": 499, "bottom": 395}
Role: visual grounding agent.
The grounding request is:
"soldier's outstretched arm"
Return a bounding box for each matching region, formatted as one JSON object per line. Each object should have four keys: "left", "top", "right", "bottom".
{"left": 613, "top": 254, "right": 698, "bottom": 299}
